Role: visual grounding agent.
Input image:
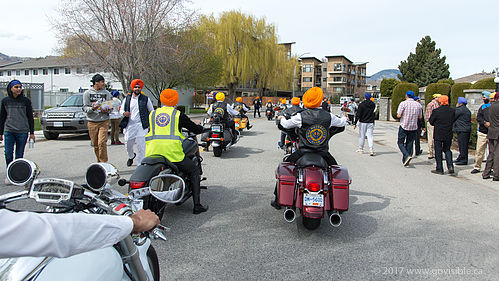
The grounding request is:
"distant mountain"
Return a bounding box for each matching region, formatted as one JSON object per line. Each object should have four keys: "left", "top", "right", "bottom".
{"left": 367, "top": 69, "right": 401, "bottom": 82}
{"left": 0, "top": 52, "right": 25, "bottom": 65}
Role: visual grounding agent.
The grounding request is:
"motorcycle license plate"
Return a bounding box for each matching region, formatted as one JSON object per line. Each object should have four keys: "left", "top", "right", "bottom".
{"left": 53, "top": 122, "right": 63, "bottom": 127}
{"left": 303, "top": 194, "right": 324, "bottom": 207}
{"left": 211, "top": 125, "right": 222, "bottom": 132}
{"left": 235, "top": 123, "right": 239, "bottom": 128}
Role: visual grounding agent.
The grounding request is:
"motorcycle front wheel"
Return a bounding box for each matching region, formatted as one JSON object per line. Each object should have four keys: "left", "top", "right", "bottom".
{"left": 302, "top": 217, "right": 321, "bottom": 230}
{"left": 147, "top": 245, "right": 160, "bottom": 281}
{"left": 213, "top": 146, "right": 222, "bottom": 157}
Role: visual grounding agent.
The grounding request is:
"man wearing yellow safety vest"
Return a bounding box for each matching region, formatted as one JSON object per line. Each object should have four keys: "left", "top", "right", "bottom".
{"left": 145, "top": 89, "right": 208, "bottom": 214}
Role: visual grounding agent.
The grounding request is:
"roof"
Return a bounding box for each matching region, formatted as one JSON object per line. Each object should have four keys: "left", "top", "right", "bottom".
{"left": 300, "top": 57, "right": 322, "bottom": 63}
{"left": 325, "top": 55, "right": 353, "bottom": 63}
{"left": 353, "top": 62, "right": 368, "bottom": 66}
{"left": 454, "top": 72, "right": 495, "bottom": 84}
{"left": 0, "top": 56, "right": 86, "bottom": 70}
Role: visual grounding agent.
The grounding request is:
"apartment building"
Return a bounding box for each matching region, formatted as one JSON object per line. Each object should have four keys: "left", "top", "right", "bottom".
{"left": 299, "top": 55, "right": 367, "bottom": 98}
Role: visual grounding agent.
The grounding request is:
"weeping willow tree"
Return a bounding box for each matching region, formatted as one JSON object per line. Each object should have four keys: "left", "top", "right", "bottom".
{"left": 200, "top": 11, "right": 294, "bottom": 101}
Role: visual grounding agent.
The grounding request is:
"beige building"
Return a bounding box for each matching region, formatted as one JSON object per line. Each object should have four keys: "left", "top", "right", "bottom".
{"left": 299, "top": 57, "right": 322, "bottom": 92}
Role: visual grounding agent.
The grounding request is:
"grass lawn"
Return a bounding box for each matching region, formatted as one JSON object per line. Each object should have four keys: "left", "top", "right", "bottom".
{"left": 189, "top": 108, "right": 207, "bottom": 114}
{"left": 34, "top": 118, "right": 42, "bottom": 131}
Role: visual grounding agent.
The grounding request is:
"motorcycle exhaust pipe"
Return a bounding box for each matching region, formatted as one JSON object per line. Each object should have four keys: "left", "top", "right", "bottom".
{"left": 283, "top": 208, "right": 296, "bottom": 223}
{"left": 329, "top": 211, "right": 342, "bottom": 227}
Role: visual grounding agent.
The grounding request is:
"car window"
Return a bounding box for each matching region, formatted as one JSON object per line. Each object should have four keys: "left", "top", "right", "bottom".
{"left": 60, "top": 95, "right": 83, "bottom": 107}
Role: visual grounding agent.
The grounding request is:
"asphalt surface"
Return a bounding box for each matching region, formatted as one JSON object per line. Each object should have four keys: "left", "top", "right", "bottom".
{"left": 1, "top": 112, "right": 498, "bottom": 280}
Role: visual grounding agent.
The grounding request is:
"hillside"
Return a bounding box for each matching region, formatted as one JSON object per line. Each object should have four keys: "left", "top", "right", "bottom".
{"left": 367, "top": 69, "right": 401, "bottom": 82}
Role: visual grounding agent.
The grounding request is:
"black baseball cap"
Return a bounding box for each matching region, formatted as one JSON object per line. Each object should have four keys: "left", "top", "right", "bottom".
{"left": 91, "top": 74, "right": 105, "bottom": 84}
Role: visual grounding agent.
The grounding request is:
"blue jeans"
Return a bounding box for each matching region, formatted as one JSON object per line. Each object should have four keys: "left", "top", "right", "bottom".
{"left": 397, "top": 127, "right": 417, "bottom": 162}
{"left": 4, "top": 131, "right": 28, "bottom": 166}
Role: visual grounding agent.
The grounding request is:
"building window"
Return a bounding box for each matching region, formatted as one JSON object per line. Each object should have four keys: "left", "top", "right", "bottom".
{"left": 333, "top": 77, "right": 342, "bottom": 82}
{"left": 60, "top": 88, "right": 69, "bottom": 92}
{"left": 43, "top": 69, "right": 48, "bottom": 75}
{"left": 33, "top": 69, "right": 38, "bottom": 75}
{"left": 76, "top": 67, "right": 83, "bottom": 74}
{"left": 24, "top": 70, "right": 29, "bottom": 75}
{"left": 335, "top": 87, "right": 343, "bottom": 93}
{"left": 323, "top": 78, "right": 327, "bottom": 82}
{"left": 303, "top": 77, "right": 312, "bottom": 82}
{"left": 303, "top": 64, "right": 313, "bottom": 72}
{"left": 15, "top": 70, "right": 20, "bottom": 76}
{"left": 323, "top": 68, "right": 327, "bottom": 72}
{"left": 0, "top": 71, "right": 3, "bottom": 76}
{"left": 334, "top": 63, "right": 342, "bottom": 71}
{"left": 65, "top": 67, "right": 71, "bottom": 74}
{"left": 343, "top": 77, "right": 347, "bottom": 82}
{"left": 53, "top": 68, "right": 59, "bottom": 75}
{"left": 7, "top": 71, "right": 12, "bottom": 76}
{"left": 342, "top": 64, "right": 346, "bottom": 72}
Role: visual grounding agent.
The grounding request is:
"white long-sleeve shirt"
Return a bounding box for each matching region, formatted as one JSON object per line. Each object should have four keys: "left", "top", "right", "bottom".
{"left": 207, "top": 103, "right": 239, "bottom": 116}
{"left": 280, "top": 112, "right": 347, "bottom": 129}
{"left": 0, "top": 209, "right": 133, "bottom": 258}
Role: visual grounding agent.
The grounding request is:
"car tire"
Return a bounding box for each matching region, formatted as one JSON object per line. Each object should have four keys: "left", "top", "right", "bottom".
{"left": 43, "top": 131, "right": 59, "bottom": 140}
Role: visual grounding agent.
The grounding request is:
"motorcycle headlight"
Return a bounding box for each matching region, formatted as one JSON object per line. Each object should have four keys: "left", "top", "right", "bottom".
{"left": 85, "top": 163, "right": 120, "bottom": 192}
{"left": 7, "top": 158, "right": 40, "bottom": 186}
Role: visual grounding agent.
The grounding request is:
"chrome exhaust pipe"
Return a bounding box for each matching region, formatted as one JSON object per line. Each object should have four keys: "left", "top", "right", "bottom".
{"left": 329, "top": 211, "right": 342, "bottom": 227}
{"left": 283, "top": 208, "right": 296, "bottom": 223}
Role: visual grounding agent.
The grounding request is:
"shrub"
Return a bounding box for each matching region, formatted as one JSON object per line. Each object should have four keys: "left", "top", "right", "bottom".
{"left": 380, "top": 78, "right": 400, "bottom": 97}
{"left": 391, "top": 82, "right": 419, "bottom": 119}
{"left": 425, "top": 83, "right": 451, "bottom": 106}
{"left": 471, "top": 77, "right": 495, "bottom": 90}
{"left": 438, "top": 78, "right": 455, "bottom": 86}
{"left": 450, "top": 83, "right": 472, "bottom": 107}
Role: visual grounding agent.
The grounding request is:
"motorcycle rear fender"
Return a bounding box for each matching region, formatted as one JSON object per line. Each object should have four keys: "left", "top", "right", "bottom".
{"left": 130, "top": 163, "right": 167, "bottom": 183}
{"left": 211, "top": 141, "right": 221, "bottom": 147}
{"left": 302, "top": 206, "right": 324, "bottom": 219}
{"left": 301, "top": 167, "right": 328, "bottom": 216}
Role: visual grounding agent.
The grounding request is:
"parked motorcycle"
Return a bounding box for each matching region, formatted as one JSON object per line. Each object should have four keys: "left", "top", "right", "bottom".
{"left": 122, "top": 129, "right": 205, "bottom": 220}
{"left": 0, "top": 158, "right": 182, "bottom": 281}
{"left": 274, "top": 127, "right": 350, "bottom": 230}
{"left": 201, "top": 114, "right": 239, "bottom": 157}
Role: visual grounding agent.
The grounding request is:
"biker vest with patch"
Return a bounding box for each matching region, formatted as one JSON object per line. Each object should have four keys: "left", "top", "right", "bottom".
{"left": 233, "top": 102, "right": 244, "bottom": 113}
{"left": 145, "top": 106, "right": 185, "bottom": 162}
{"left": 298, "top": 108, "right": 332, "bottom": 152}
{"left": 122, "top": 94, "right": 150, "bottom": 129}
{"left": 266, "top": 103, "right": 273, "bottom": 109}
{"left": 212, "top": 101, "right": 229, "bottom": 120}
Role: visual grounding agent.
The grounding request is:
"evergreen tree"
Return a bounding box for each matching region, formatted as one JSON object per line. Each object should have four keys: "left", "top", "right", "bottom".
{"left": 398, "top": 36, "right": 450, "bottom": 87}
{"left": 380, "top": 78, "right": 399, "bottom": 97}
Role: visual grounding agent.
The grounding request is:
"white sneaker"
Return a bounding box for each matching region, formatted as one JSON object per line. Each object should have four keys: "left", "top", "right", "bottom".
{"left": 356, "top": 149, "right": 364, "bottom": 154}
{"left": 5, "top": 178, "right": 11, "bottom": 185}
{"left": 370, "top": 150, "right": 375, "bottom": 156}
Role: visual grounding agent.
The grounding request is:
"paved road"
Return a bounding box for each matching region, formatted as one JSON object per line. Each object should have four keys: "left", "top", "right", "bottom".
{"left": 1, "top": 113, "right": 498, "bottom": 280}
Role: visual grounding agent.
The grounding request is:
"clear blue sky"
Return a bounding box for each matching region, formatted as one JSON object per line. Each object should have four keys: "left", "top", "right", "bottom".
{"left": 1, "top": 0, "right": 498, "bottom": 78}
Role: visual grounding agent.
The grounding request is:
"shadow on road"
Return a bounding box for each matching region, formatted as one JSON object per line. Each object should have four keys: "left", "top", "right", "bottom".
{"left": 211, "top": 146, "right": 265, "bottom": 159}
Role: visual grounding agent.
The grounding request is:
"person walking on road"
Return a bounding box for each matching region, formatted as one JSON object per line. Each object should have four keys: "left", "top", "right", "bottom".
{"left": 253, "top": 96, "right": 262, "bottom": 118}
{"left": 429, "top": 95, "right": 455, "bottom": 175}
{"left": 354, "top": 93, "right": 376, "bottom": 156}
{"left": 346, "top": 99, "right": 357, "bottom": 125}
{"left": 482, "top": 93, "right": 499, "bottom": 181}
{"left": 119, "top": 79, "right": 153, "bottom": 167}
{"left": 413, "top": 96, "right": 424, "bottom": 156}
{"left": 471, "top": 92, "right": 492, "bottom": 174}
{"left": 0, "top": 80, "right": 35, "bottom": 184}
{"left": 109, "top": 90, "right": 123, "bottom": 145}
{"left": 83, "top": 74, "right": 112, "bottom": 163}
{"left": 396, "top": 91, "right": 422, "bottom": 166}
{"left": 453, "top": 97, "right": 472, "bottom": 165}
{"left": 425, "top": 94, "right": 441, "bottom": 159}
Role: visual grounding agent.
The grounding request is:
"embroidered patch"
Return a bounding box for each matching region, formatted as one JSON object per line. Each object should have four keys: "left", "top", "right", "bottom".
{"left": 306, "top": 125, "right": 327, "bottom": 145}
{"left": 214, "top": 108, "right": 225, "bottom": 116}
{"left": 155, "top": 113, "right": 170, "bottom": 127}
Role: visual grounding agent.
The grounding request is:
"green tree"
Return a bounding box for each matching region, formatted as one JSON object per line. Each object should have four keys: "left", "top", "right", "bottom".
{"left": 450, "top": 83, "right": 472, "bottom": 107}
{"left": 398, "top": 36, "right": 450, "bottom": 87}
{"left": 471, "top": 77, "right": 496, "bottom": 89}
{"left": 391, "top": 82, "right": 419, "bottom": 119}
{"left": 438, "top": 78, "right": 455, "bottom": 86}
{"left": 425, "top": 83, "right": 451, "bottom": 106}
{"left": 380, "top": 78, "right": 399, "bottom": 97}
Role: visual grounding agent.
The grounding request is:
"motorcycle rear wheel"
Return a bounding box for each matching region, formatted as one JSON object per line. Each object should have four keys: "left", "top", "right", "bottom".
{"left": 147, "top": 245, "right": 160, "bottom": 281}
{"left": 213, "top": 146, "right": 222, "bottom": 157}
{"left": 302, "top": 217, "right": 321, "bottom": 230}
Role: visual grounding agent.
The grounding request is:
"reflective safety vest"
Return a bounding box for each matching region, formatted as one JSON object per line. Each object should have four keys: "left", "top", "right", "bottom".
{"left": 145, "top": 106, "right": 185, "bottom": 163}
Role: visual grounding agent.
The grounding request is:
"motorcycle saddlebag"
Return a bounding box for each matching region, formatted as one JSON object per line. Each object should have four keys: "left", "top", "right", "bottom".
{"left": 276, "top": 162, "right": 297, "bottom": 207}
{"left": 329, "top": 165, "right": 350, "bottom": 211}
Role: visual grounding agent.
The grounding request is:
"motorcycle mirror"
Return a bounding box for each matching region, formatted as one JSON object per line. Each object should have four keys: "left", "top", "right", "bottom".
{"left": 148, "top": 174, "right": 185, "bottom": 204}
{"left": 118, "top": 178, "right": 128, "bottom": 186}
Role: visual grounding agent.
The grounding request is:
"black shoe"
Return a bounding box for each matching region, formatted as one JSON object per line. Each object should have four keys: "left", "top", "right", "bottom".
{"left": 448, "top": 168, "right": 455, "bottom": 175}
{"left": 428, "top": 156, "right": 435, "bottom": 160}
{"left": 483, "top": 174, "right": 491, "bottom": 179}
{"left": 455, "top": 162, "right": 467, "bottom": 166}
{"left": 270, "top": 200, "right": 281, "bottom": 210}
{"left": 415, "top": 150, "right": 423, "bottom": 156}
{"left": 470, "top": 169, "right": 480, "bottom": 174}
{"left": 193, "top": 204, "right": 209, "bottom": 214}
{"left": 431, "top": 169, "right": 444, "bottom": 175}
{"left": 248, "top": 125, "right": 253, "bottom": 129}
{"left": 493, "top": 178, "right": 499, "bottom": 181}
{"left": 127, "top": 153, "right": 136, "bottom": 167}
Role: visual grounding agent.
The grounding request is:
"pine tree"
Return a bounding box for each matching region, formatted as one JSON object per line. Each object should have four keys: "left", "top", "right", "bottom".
{"left": 398, "top": 36, "right": 450, "bottom": 87}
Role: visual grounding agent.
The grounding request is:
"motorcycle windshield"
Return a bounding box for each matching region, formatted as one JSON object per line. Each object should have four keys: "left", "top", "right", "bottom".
{"left": 0, "top": 257, "right": 47, "bottom": 281}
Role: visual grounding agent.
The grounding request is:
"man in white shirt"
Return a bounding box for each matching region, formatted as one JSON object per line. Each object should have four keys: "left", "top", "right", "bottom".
{"left": 120, "top": 79, "right": 154, "bottom": 166}
{"left": 0, "top": 209, "right": 159, "bottom": 258}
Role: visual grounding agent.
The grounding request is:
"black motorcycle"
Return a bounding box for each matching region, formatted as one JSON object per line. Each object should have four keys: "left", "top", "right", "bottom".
{"left": 119, "top": 130, "right": 205, "bottom": 220}
{"left": 201, "top": 114, "right": 239, "bottom": 157}
{"left": 266, "top": 107, "right": 275, "bottom": 120}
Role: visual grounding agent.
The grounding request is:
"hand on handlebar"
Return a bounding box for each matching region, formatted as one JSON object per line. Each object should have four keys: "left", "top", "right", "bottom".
{"left": 130, "top": 209, "right": 160, "bottom": 234}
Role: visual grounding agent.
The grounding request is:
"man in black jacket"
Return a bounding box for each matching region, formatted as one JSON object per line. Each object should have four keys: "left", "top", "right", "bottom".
{"left": 482, "top": 93, "right": 499, "bottom": 181}
{"left": 472, "top": 93, "right": 492, "bottom": 174}
{"left": 0, "top": 80, "right": 35, "bottom": 184}
{"left": 453, "top": 97, "right": 472, "bottom": 165}
{"left": 429, "top": 95, "right": 455, "bottom": 175}
{"left": 354, "top": 93, "right": 376, "bottom": 156}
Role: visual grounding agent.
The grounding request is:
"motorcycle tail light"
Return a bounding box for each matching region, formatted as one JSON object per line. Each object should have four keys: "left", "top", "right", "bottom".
{"left": 130, "top": 181, "right": 146, "bottom": 189}
{"left": 307, "top": 182, "right": 321, "bottom": 192}
{"left": 212, "top": 133, "right": 219, "bottom": 138}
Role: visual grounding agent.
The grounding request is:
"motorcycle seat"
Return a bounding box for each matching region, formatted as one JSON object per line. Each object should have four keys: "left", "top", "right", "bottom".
{"left": 141, "top": 155, "right": 180, "bottom": 174}
{"left": 295, "top": 153, "right": 328, "bottom": 168}
{"left": 182, "top": 138, "right": 198, "bottom": 157}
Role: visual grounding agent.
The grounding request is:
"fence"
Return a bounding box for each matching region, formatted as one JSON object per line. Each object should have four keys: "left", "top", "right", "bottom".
{"left": 0, "top": 82, "right": 44, "bottom": 112}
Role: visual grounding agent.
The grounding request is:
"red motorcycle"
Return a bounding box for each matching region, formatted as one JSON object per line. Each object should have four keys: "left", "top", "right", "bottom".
{"left": 275, "top": 153, "right": 350, "bottom": 230}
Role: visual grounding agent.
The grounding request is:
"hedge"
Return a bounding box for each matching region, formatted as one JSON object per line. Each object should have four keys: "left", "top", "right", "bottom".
{"left": 425, "top": 83, "right": 451, "bottom": 107}
{"left": 471, "top": 77, "right": 495, "bottom": 90}
{"left": 391, "top": 82, "right": 419, "bottom": 120}
{"left": 450, "top": 83, "right": 472, "bottom": 107}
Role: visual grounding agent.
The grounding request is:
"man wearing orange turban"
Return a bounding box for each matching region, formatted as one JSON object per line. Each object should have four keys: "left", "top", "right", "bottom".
{"left": 272, "top": 88, "right": 347, "bottom": 209}
{"left": 265, "top": 99, "right": 275, "bottom": 120}
{"left": 207, "top": 92, "right": 240, "bottom": 141}
{"left": 232, "top": 97, "right": 252, "bottom": 129}
{"left": 145, "top": 89, "right": 208, "bottom": 214}
{"left": 120, "top": 79, "right": 154, "bottom": 166}
{"left": 428, "top": 95, "right": 455, "bottom": 175}
{"left": 253, "top": 96, "right": 262, "bottom": 118}
{"left": 277, "top": 97, "right": 304, "bottom": 149}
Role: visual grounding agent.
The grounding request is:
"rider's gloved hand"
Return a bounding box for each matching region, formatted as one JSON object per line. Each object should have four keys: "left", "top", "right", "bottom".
{"left": 130, "top": 209, "right": 160, "bottom": 234}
